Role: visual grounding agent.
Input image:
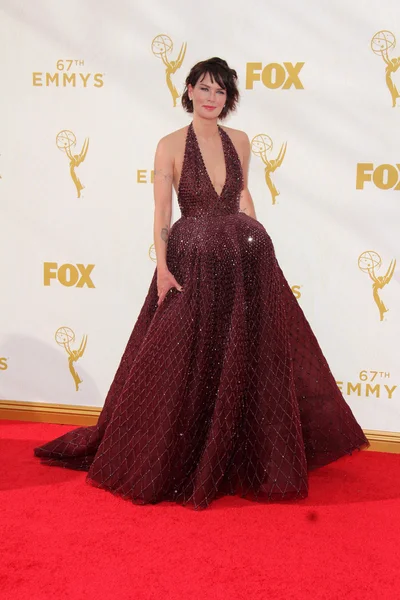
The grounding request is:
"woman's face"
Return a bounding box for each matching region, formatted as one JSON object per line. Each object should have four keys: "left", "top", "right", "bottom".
{"left": 188, "top": 72, "right": 227, "bottom": 118}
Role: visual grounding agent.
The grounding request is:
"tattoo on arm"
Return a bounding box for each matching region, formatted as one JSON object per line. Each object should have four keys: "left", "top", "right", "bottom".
{"left": 154, "top": 168, "right": 173, "bottom": 182}
{"left": 161, "top": 226, "right": 169, "bottom": 242}
{"left": 239, "top": 207, "right": 248, "bottom": 213}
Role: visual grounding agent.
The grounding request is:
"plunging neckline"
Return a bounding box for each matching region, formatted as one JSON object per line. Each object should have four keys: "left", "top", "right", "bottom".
{"left": 190, "top": 121, "right": 227, "bottom": 200}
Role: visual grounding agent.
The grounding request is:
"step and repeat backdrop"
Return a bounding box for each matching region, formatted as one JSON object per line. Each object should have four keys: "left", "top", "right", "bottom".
{"left": 0, "top": 0, "right": 399, "bottom": 432}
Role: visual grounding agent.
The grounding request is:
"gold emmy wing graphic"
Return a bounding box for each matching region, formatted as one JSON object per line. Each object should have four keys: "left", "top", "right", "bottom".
{"left": 371, "top": 30, "right": 400, "bottom": 107}
{"left": 55, "top": 326, "right": 87, "bottom": 391}
{"left": 151, "top": 34, "right": 187, "bottom": 107}
{"left": 251, "top": 133, "right": 287, "bottom": 204}
{"left": 358, "top": 251, "right": 396, "bottom": 321}
{"left": 56, "top": 130, "right": 89, "bottom": 198}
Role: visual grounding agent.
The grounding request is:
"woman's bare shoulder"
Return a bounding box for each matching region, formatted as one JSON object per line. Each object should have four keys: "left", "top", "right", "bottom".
{"left": 219, "top": 124, "right": 250, "bottom": 146}
{"left": 156, "top": 125, "right": 189, "bottom": 155}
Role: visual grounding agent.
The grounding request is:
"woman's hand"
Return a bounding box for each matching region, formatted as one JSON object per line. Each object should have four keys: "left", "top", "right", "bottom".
{"left": 157, "top": 268, "right": 184, "bottom": 307}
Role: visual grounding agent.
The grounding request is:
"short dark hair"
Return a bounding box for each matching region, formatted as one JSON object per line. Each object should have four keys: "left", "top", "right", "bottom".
{"left": 181, "top": 57, "right": 239, "bottom": 120}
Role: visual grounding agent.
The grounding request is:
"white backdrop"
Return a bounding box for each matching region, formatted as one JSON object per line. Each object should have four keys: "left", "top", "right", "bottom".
{"left": 0, "top": 0, "right": 399, "bottom": 432}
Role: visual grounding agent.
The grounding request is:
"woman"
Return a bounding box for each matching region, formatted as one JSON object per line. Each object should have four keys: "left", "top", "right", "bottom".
{"left": 34, "top": 57, "right": 370, "bottom": 510}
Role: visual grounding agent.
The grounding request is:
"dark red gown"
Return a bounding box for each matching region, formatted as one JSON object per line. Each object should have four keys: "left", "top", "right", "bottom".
{"left": 34, "top": 121, "right": 370, "bottom": 509}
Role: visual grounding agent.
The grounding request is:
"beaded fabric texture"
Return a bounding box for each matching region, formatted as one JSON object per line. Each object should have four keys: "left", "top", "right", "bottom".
{"left": 34, "top": 121, "right": 370, "bottom": 510}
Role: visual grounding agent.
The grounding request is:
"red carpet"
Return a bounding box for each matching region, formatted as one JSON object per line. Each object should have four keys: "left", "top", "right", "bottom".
{"left": 1, "top": 420, "right": 400, "bottom": 600}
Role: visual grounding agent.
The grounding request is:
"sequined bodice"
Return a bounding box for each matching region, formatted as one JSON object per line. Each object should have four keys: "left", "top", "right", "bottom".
{"left": 177, "top": 121, "right": 244, "bottom": 218}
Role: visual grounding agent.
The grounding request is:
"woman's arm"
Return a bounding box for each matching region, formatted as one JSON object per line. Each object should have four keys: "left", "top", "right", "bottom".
{"left": 153, "top": 137, "right": 174, "bottom": 273}
{"left": 239, "top": 132, "right": 257, "bottom": 220}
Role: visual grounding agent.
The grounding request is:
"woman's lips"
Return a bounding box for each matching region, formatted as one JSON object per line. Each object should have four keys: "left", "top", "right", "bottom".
{"left": 203, "top": 106, "right": 216, "bottom": 110}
